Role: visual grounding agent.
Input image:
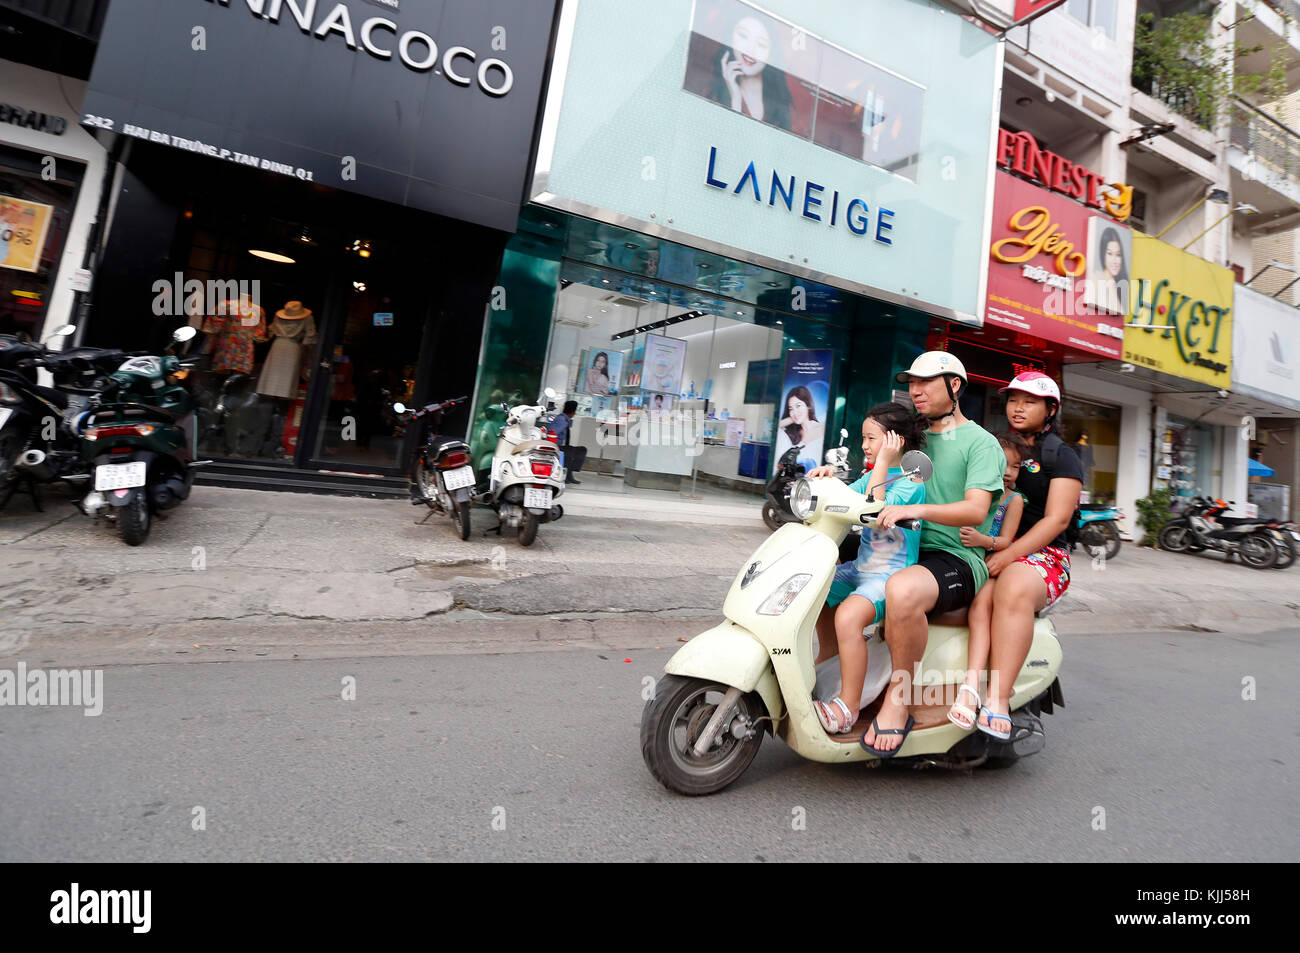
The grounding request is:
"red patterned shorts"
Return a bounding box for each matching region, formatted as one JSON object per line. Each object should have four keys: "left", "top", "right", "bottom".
{"left": 1015, "top": 545, "right": 1070, "bottom": 608}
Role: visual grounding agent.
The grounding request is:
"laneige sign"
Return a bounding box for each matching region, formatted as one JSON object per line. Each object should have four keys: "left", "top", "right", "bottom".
{"left": 83, "top": 0, "right": 556, "bottom": 230}
{"left": 205, "top": 0, "right": 514, "bottom": 95}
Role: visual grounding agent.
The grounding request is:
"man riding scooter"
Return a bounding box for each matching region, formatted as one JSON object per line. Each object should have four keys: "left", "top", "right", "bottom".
{"left": 861, "top": 352, "right": 1006, "bottom": 755}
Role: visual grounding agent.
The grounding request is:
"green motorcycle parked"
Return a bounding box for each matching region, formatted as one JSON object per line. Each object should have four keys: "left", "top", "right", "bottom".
{"left": 78, "top": 327, "right": 206, "bottom": 545}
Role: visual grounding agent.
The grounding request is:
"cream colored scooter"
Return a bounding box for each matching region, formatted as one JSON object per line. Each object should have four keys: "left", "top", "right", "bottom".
{"left": 641, "top": 451, "right": 1064, "bottom": 796}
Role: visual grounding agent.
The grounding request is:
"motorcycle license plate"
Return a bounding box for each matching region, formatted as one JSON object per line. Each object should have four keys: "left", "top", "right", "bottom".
{"left": 442, "top": 466, "right": 475, "bottom": 491}
{"left": 0, "top": 408, "right": 11, "bottom": 430}
{"left": 524, "top": 487, "right": 551, "bottom": 509}
{"left": 94, "top": 462, "right": 147, "bottom": 491}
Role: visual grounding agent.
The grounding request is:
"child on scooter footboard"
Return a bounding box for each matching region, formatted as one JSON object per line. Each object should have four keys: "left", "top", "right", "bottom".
{"left": 805, "top": 403, "right": 928, "bottom": 734}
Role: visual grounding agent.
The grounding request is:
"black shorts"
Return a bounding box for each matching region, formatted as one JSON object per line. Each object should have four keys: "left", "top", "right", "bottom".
{"left": 916, "top": 549, "right": 978, "bottom": 614}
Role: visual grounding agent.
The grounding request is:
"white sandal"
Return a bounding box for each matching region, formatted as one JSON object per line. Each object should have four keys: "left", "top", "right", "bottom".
{"left": 947, "top": 684, "right": 980, "bottom": 730}
{"left": 814, "top": 696, "right": 857, "bottom": 735}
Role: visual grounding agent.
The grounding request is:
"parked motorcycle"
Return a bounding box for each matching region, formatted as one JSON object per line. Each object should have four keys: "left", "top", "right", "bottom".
{"left": 762, "top": 427, "right": 851, "bottom": 532}
{"left": 1261, "top": 520, "right": 1296, "bottom": 570}
{"left": 396, "top": 395, "right": 475, "bottom": 540}
{"left": 1157, "top": 496, "right": 1278, "bottom": 570}
{"left": 641, "top": 450, "right": 1064, "bottom": 795}
{"left": 77, "top": 327, "right": 205, "bottom": 545}
{"left": 0, "top": 326, "right": 133, "bottom": 510}
{"left": 477, "top": 388, "right": 565, "bottom": 547}
{"left": 1075, "top": 502, "right": 1122, "bottom": 561}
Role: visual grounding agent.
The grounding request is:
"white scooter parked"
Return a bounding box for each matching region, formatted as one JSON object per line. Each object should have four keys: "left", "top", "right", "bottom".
{"left": 641, "top": 450, "right": 1065, "bottom": 796}
{"left": 477, "top": 388, "right": 566, "bottom": 547}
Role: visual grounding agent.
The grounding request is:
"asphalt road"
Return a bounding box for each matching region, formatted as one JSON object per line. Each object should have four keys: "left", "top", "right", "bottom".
{"left": 2, "top": 625, "right": 1294, "bottom": 862}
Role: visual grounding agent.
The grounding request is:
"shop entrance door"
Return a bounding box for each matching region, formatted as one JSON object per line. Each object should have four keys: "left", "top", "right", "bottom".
{"left": 299, "top": 240, "right": 433, "bottom": 475}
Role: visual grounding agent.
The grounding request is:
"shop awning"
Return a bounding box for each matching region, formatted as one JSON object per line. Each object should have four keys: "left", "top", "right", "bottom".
{"left": 1248, "top": 458, "right": 1276, "bottom": 477}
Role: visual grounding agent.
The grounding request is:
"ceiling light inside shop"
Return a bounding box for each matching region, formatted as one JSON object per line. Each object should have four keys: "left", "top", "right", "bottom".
{"left": 249, "top": 249, "right": 296, "bottom": 264}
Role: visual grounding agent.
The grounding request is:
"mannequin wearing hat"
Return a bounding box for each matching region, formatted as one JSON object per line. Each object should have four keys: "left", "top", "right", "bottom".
{"left": 257, "top": 301, "right": 317, "bottom": 399}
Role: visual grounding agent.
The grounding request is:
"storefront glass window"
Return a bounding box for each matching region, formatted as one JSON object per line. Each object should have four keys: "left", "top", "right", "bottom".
{"left": 1061, "top": 396, "right": 1121, "bottom": 505}
{"left": 541, "top": 269, "right": 795, "bottom": 496}
{"left": 1164, "top": 415, "right": 1215, "bottom": 503}
{"left": 0, "top": 145, "right": 81, "bottom": 336}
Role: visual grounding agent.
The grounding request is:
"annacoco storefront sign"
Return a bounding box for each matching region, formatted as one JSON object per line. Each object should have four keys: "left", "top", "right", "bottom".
{"left": 81, "top": 0, "right": 557, "bottom": 230}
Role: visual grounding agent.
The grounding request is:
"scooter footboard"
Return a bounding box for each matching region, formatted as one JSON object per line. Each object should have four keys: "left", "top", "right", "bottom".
{"left": 663, "top": 621, "right": 785, "bottom": 724}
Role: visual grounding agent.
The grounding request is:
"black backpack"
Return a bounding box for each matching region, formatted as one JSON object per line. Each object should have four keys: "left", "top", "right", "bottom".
{"left": 1038, "top": 433, "right": 1082, "bottom": 548}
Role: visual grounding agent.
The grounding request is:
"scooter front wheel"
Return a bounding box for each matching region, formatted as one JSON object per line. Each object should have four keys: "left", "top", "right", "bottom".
{"left": 762, "top": 501, "right": 784, "bottom": 532}
{"left": 1158, "top": 525, "right": 1191, "bottom": 553}
{"left": 641, "top": 675, "right": 764, "bottom": 796}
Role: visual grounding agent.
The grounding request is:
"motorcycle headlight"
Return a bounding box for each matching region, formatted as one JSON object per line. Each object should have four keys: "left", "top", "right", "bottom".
{"left": 790, "top": 478, "right": 816, "bottom": 520}
{"left": 757, "top": 574, "right": 813, "bottom": 616}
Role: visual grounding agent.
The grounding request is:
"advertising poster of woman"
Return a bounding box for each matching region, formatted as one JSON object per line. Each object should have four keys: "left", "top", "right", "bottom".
{"left": 773, "top": 349, "right": 832, "bottom": 475}
{"left": 578, "top": 348, "right": 624, "bottom": 397}
{"left": 682, "top": 0, "right": 814, "bottom": 138}
{"left": 1084, "top": 218, "right": 1131, "bottom": 316}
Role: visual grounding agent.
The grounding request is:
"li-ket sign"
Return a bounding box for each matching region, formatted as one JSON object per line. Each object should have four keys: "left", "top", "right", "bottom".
{"left": 1124, "top": 234, "right": 1233, "bottom": 387}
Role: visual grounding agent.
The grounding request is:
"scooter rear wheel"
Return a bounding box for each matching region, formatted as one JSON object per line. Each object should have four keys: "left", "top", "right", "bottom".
{"left": 518, "top": 509, "right": 539, "bottom": 547}
{"left": 1085, "top": 520, "right": 1122, "bottom": 560}
{"left": 762, "top": 501, "right": 784, "bottom": 532}
{"left": 119, "top": 491, "right": 152, "bottom": 546}
{"left": 451, "top": 500, "right": 471, "bottom": 540}
{"left": 1239, "top": 533, "right": 1278, "bottom": 570}
{"left": 640, "top": 675, "right": 765, "bottom": 796}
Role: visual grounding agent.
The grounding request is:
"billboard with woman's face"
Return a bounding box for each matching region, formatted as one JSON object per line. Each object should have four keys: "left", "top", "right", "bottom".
{"left": 682, "top": 0, "right": 923, "bottom": 181}
{"left": 1084, "top": 218, "right": 1132, "bottom": 316}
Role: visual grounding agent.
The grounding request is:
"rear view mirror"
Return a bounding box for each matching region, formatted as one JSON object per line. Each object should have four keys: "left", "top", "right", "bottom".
{"left": 544, "top": 387, "right": 557, "bottom": 400}
{"left": 173, "top": 326, "right": 198, "bottom": 343}
{"left": 901, "top": 449, "right": 933, "bottom": 483}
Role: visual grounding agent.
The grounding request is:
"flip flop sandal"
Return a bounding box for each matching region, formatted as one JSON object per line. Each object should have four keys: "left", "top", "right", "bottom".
{"left": 947, "top": 684, "right": 980, "bottom": 730}
{"left": 813, "top": 697, "right": 857, "bottom": 735}
{"left": 859, "top": 714, "right": 916, "bottom": 759}
{"left": 977, "top": 706, "right": 1013, "bottom": 741}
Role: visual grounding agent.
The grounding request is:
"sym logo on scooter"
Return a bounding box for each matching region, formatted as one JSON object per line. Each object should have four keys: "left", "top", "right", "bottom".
{"left": 771, "top": 647, "right": 792, "bottom": 656}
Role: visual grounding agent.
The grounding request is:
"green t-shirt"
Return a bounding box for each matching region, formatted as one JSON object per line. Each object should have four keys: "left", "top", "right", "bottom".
{"left": 918, "top": 421, "right": 1006, "bottom": 589}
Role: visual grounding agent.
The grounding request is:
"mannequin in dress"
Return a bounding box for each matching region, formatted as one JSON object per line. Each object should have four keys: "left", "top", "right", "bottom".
{"left": 256, "top": 301, "right": 317, "bottom": 457}
{"left": 257, "top": 301, "right": 317, "bottom": 398}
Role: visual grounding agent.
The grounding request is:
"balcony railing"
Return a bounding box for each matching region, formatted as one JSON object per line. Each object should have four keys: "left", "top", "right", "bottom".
{"left": 1230, "top": 97, "right": 1300, "bottom": 184}
{"left": 1133, "top": 71, "right": 1216, "bottom": 129}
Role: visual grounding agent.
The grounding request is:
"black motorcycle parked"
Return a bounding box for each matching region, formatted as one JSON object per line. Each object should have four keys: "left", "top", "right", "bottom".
{"left": 396, "top": 395, "right": 475, "bottom": 540}
{"left": 1158, "top": 496, "right": 1278, "bottom": 570}
{"left": 0, "top": 326, "right": 131, "bottom": 510}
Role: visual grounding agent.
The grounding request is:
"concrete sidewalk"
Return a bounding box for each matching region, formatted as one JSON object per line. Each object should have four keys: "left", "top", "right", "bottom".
{"left": 1, "top": 485, "right": 1296, "bottom": 666}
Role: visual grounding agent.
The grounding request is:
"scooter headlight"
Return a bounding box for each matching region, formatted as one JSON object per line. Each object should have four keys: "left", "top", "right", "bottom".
{"left": 790, "top": 479, "right": 816, "bottom": 520}
{"left": 757, "top": 574, "right": 813, "bottom": 616}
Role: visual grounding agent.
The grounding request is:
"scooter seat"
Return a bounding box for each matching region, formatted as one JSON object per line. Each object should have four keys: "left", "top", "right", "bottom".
{"left": 927, "top": 608, "right": 969, "bottom": 627}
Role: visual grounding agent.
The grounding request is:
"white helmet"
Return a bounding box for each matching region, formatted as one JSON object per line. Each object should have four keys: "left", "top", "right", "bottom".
{"left": 895, "top": 351, "right": 968, "bottom": 386}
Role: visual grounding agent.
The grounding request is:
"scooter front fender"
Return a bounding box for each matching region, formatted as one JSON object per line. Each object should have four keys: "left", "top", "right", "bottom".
{"left": 663, "top": 621, "right": 785, "bottom": 725}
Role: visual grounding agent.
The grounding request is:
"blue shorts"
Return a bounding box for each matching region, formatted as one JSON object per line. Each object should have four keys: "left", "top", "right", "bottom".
{"left": 827, "top": 563, "right": 889, "bottom": 623}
